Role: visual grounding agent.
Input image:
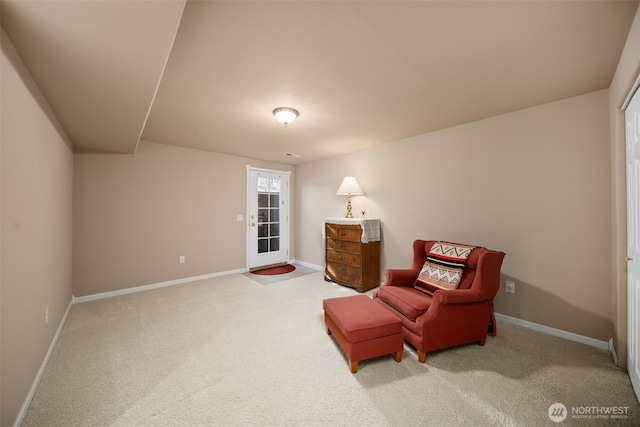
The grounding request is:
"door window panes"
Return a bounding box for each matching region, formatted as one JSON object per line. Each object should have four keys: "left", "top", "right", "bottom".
{"left": 257, "top": 177, "right": 281, "bottom": 254}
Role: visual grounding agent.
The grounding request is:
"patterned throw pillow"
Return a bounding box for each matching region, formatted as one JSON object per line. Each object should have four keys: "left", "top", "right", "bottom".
{"left": 415, "top": 241, "right": 475, "bottom": 295}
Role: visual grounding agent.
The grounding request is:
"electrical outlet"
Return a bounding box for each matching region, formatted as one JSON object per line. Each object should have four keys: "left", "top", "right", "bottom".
{"left": 505, "top": 281, "right": 515, "bottom": 293}
{"left": 179, "top": 256, "right": 185, "bottom": 264}
{"left": 45, "top": 306, "right": 49, "bottom": 324}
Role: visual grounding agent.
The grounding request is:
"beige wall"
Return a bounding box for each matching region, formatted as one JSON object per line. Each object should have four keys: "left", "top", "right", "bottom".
{"left": 296, "top": 90, "right": 613, "bottom": 342}
{"left": 73, "top": 141, "right": 294, "bottom": 297}
{"left": 609, "top": 6, "right": 640, "bottom": 369}
{"left": 1, "top": 31, "right": 74, "bottom": 426}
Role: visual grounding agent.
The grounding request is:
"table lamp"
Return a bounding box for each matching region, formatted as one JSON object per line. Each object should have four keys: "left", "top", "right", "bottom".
{"left": 336, "top": 177, "right": 364, "bottom": 218}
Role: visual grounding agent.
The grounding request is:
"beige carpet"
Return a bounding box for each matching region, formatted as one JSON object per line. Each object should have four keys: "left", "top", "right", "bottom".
{"left": 22, "top": 272, "right": 640, "bottom": 426}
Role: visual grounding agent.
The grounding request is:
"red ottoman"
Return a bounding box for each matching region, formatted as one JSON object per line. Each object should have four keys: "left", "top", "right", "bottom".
{"left": 323, "top": 295, "right": 403, "bottom": 373}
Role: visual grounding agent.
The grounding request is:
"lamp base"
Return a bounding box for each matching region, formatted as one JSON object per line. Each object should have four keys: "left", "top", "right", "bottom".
{"left": 345, "top": 195, "right": 354, "bottom": 218}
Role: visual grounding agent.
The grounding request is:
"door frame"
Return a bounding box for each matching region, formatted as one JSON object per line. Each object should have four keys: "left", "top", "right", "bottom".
{"left": 245, "top": 165, "right": 291, "bottom": 270}
{"left": 623, "top": 75, "right": 640, "bottom": 403}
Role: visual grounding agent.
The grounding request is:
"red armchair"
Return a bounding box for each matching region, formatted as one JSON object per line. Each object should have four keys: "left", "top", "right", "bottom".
{"left": 373, "top": 240, "right": 505, "bottom": 362}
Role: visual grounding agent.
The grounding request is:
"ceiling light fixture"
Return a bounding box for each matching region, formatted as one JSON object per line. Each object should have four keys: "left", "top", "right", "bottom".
{"left": 273, "top": 107, "right": 299, "bottom": 126}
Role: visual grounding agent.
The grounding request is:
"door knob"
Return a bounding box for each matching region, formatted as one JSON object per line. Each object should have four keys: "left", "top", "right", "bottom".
{"left": 251, "top": 223, "right": 255, "bottom": 227}
{"left": 626, "top": 256, "right": 634, "bottom": 261}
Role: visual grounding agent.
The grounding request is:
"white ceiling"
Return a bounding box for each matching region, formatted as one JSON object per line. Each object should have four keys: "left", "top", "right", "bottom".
{"left": 2, "top": 1, "right": 638, "bottom": 165}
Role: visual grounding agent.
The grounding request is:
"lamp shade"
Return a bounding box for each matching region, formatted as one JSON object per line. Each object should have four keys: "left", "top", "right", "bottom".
{"left": 336, "top": 177, "right": 364, "bottom": 195}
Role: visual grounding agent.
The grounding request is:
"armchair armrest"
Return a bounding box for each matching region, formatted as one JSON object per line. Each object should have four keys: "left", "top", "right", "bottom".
{"left": 418, "top": 288, "right": 491, "bottom": 329}
{"left": 431, "top": 288, "right": 484, "bottom": 306}
{"left": 382, "top": 268, "right": 419, "bottom": 288}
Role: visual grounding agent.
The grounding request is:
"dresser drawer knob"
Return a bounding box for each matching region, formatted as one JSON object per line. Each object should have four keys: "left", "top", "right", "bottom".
{"left": 339, "top": 232, "right": 346, "bottom": 236}
{"left": 338, "top": 255, "right": 345, "bottom": 260}
{"left": 339, "top": 267, "right": 346, "bottom": 271}
{"left": 338, "top": 243, "right": 345, "bottom": 248}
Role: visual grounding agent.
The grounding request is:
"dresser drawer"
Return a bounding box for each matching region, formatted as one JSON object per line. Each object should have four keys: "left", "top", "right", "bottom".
{"left": 325, "top": 260, "right": 362, "bottom": 284}
{"left": 326, "top": 238, "right": 361, "bottom": 254}
{"left": 325, "top": 223, "right": 362, "bottom": 242}
{"left": 324, "top": 219, "right": 380, "bottom": 293}
{"left": 326, "top": 248, "right": 361, "bottom": 266}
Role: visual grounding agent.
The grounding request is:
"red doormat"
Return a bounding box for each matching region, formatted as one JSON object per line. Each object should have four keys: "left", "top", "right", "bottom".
{"left": 252, "top": 264, "right": 296, "bottom": 276}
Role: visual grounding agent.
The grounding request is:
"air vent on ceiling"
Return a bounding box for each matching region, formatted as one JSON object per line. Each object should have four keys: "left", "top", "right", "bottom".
{"left": 284, "top": 152, "right": 301, "bottom": 158}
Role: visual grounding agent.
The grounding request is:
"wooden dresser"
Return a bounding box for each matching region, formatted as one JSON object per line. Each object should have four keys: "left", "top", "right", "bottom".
{"left": 324, "top": 218, "right": 381, "bottom": 293}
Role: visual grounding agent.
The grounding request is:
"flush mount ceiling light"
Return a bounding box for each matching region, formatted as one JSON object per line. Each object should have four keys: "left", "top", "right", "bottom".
{"left": 273, "top": 107, "right": 299, "bottom": 126}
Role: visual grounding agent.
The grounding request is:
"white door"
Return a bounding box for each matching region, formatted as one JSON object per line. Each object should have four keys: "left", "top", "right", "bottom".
{"left": 625, "top": 86, "right": 640, "bottom": 402}
{"left": 247, "top": 167, "right": 290, "bottom": 270}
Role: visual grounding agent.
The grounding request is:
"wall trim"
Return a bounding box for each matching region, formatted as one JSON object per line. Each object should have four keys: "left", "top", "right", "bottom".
{"left": 495, "top": 313, "right": 610, "bottom": 351}
{"left": 73, "top": 268, "right": 246, "bottom": 304}
{"left": 13, "top": 297, "right": 74, "bottom": 427}
{"left": 621, "top": 72, "right": 640, "bottom": 110}
{"left": 609, "top": 337, "right": 619, "bottom": 365}
{"left": 290, "top": 259, "right": 324, "bottom": 272}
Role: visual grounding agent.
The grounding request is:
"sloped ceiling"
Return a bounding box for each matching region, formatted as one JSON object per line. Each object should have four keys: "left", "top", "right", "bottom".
{"left": 2, "top": 1, "right": 638, "bottom": 164}
{"left": 1, "top": 0, "right": 186, "bottom": 154}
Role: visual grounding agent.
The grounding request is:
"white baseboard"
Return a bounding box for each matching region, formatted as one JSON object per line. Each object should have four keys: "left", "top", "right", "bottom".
{"left": 73, "top": 261, "right": 327, "bottom": 305}
{"left": 609, "top": 337, "right": 618, "bottom": 365}
{"left": 495, "top": 313, "right": 610, "bottom": 351}
{"left": 73, "top": 268, "right": 246, "bottom": 304}
{"left": 291, "top": 259, "right": 324, "bottom": 271}
{"left": 13, "top": 297, "right": 73, "bottom": 427}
